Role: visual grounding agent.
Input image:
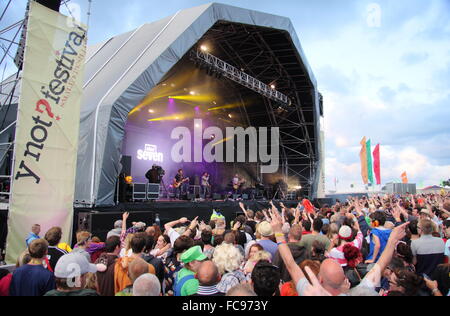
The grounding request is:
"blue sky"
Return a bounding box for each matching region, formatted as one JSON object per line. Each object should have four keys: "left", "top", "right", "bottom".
{"left": 2, "top": 0, "right": 450, "bottom": 192}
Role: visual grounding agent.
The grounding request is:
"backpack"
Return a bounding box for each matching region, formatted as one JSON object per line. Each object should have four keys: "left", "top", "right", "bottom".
{"left": 174, "top": 273, "right": 195, "bottom": 297}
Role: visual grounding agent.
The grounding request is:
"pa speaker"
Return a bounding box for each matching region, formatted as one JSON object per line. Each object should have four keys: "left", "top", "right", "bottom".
{"left": 120, "top": 156, "right": 132, "bottom": 176}
{"left": 35, "top": 0, "right": 62, "bottom": 12}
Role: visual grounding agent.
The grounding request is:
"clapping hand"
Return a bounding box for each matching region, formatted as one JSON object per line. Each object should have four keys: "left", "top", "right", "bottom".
{"left": 179, "top": 217, "right": 189, "bottom": 224}
{"left": 189, "top": 216, "right": 199, "bottom": 229}
{"left": 266, "top": 204, "right": 283, "bottom": 235}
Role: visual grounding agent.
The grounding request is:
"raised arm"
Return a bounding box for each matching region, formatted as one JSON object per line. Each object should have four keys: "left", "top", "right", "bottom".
{"left": 268, "top": 205, "right": 305, "bottom": 286}
{"left": 121, "top": 212, "right": 129, "bottom": 234}
{"left": 183, "top": 217, "right": 199, "bottom": 237}
{"left": 364, "top": 222, "right": 409, "bottom": 286}
{"left": 164, "top": 217, "right": 189, "bottom": 233}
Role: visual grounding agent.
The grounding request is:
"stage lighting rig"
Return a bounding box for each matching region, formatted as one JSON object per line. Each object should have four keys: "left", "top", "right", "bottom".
{"left": 191, "top": 49, "right": 292, "bottom": 108}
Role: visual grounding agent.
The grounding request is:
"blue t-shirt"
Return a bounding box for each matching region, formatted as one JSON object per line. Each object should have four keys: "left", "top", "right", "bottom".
{"left": 26, "top": 233, "right": 40, "bottom": 247}
{"left": 367, "top": 228, "right": 392, "bottom": 262}
{"left": 257, "top": 239, "right": 279, "bottom": 259}
{"left": 10, "top": 264, "right": 55, "bottom": 296}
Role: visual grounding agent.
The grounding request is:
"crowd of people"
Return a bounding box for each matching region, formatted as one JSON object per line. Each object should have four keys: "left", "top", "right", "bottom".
{"left": 0, "top": 193, "right": 449, "bottom": 296}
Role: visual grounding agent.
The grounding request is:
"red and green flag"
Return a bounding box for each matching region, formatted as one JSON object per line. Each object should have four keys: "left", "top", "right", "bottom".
{"left": 373, "top": 144, "right": 381, "bottom": 185}
{"left": 366, "top": 139, "right": 374, "bottom": 185}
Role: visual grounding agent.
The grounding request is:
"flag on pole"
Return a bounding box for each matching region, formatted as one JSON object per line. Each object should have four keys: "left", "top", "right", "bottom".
{"left": 366, "top": 139, "right": 374, "bottom": 185}
{"left": 401, "top": 172, "right": 408, "bottom": 184}
{"left": 373, "top": 144, "right": 381, "bottom": 185}
{"left": 360, "top": 137, "right": 369, "bottom": 184}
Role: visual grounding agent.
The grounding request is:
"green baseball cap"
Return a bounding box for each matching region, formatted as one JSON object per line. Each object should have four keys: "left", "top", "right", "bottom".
{"left": 181, "top": 246, "right": 207, "bottom": 264}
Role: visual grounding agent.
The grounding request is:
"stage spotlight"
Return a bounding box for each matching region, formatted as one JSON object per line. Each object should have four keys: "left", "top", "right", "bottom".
{"left": 148, "top": 109, "right": 155, "bottom": 113}
{"left": 228, "top": 114, "right": 233, "bottom": 119}
{"left": 213, "top": 101, "right": 217, "bottom": 105}
{"left": 200, "top": 45, "right": 208, "bottom": 52}
{"left": 190, "top": 91, "right": 196, "bottom": 95}
{"left": 171, "top": 83, "right": 176, "bottom": 88}
{"left": 270, "top": 84, "right": 276, "bottom": 89}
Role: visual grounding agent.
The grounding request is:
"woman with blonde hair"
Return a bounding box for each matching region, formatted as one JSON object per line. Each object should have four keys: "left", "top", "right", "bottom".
{"left": 213, "top": 243, "right": 246, "bottom": 293}
{"left": 120, "top": 233, "right": 134, "bottom": 258}
{"left": 244, "top": 250, "right": 272, "bottom": 275}
{"left": 212, "top": 218, "right": 226, "bottom": 236}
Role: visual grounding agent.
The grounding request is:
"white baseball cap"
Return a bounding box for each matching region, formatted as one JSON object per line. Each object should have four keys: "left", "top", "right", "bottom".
{"left": 54, "top": 253, "right": 98, "bottom": 278}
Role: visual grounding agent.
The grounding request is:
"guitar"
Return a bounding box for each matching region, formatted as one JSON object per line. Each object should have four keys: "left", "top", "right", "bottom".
{"left": 233, "top": 179, "right": 246, "bottom": 190}
{"left": 202, "top": 175, "right": 211, "bottom": 188}
{"left": 173, "top": 177, "right": 189, "bottom": 189}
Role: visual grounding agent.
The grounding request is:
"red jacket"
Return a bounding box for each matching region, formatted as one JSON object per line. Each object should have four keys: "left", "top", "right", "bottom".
{"left": 0, "top": 274, "right": 12, "bottom": 296}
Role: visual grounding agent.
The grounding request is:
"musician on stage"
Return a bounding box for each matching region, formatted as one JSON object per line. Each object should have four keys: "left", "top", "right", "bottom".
{"left": 174, "top": 169, "right": 189, "bottom": 199}
{"left": 201, "top": 172, "right": 211, "bottom": 200}
{"left": 232, "top": 173, "right": 245, "bottom": 195}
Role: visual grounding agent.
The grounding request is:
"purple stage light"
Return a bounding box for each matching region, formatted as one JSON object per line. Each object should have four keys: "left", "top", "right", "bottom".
{"left": 168, "top": 97, "right": 176, "bottom": 114}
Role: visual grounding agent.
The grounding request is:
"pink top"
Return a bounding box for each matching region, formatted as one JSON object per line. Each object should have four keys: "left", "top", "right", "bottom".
{"left": 328, "top": 231, "right": 364, "bottom": 267}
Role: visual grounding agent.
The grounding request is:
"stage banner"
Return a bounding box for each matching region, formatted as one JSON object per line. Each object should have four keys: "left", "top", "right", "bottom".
{"left": 359, "top": 137, "right": 369, "bottom": 185}
{"left": 6, "top": 2, "right": 87, "bottom": 263}
{"left": 366, "top": 139, "right": 374, "bottom": 185}
{"left": 373, "top": 144, "right": 381, "bottom": 185}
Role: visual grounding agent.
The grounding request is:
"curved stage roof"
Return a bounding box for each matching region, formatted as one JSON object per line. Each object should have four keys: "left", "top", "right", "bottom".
{"left": 1, "top": 2, "right": 323, "bottom": 206}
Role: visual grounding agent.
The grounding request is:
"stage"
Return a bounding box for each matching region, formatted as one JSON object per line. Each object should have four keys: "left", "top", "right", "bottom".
{"left": 0, "top": 3, "right": 325, "bottom": 261}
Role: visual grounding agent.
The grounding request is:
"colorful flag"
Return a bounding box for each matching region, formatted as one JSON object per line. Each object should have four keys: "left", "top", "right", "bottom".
{"left": 366, "top": 139, "right": 374, "bottom": 184}
{"left": 360, "top": 137, "right": 369, "bottom": 184}
{"left": 373, "top": 144, "right": 381, "bottom": 185}
{"left": 401, "top": 172, "right": 408, "bottom": 184}
{"left": 302, "top": 199, "right": 315, "bottom": 214}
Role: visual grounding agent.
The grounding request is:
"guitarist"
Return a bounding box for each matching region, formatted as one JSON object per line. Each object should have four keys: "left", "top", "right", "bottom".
{"left": 173, "top": 169, "right": 189, "bottom": 199}
{"left": 232, "top": 174, "right": 245, "bottom": 196}
{"left": 201, "top": 172, "right": 211, "bottom": 200}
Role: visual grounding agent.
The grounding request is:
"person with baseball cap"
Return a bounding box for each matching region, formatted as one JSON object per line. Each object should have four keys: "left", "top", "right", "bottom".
{"left": 256, "top": 221, "right": 278, "bottom": 258}
{"left": 44, "top": 253, "right": 99, "bottom": 296}
{"left": 107, "top": 220, "right": 123, "bottom": 239}
{"left": 173, "top": 245, "right": 207, "bottom": 296}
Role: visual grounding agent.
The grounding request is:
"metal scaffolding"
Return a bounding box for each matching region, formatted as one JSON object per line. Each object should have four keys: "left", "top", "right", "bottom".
{"left": 194, "top": 21, "right": 322, "bottom": 197}
{"left": 191, "top": 49, "right": 292, "bottom": 108}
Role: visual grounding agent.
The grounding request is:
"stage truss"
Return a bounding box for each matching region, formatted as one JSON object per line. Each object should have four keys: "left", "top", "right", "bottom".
{"left": 192, "top": 21, "right": 323, "bottom": 197}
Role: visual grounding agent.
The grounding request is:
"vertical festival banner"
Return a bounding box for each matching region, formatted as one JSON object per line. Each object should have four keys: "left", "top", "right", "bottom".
{"left": 366, "top": 139, "right": 374, "bottom": 185}
{"left": 359, "top": 137, "right": 369, "bottom": 185}
{"left": 373, "top": 144, "right": 381, "bottom": 185}
{"left": 6, "top": 2, "right": 87, "bottom": 263}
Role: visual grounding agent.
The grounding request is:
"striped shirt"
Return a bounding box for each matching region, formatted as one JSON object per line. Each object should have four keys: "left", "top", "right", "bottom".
{"left": 328, "top": 231, "right": 364, "bottom": 267}
{"left": 411, "top": 235, "right": 445, "bottom": 275}
{"left": 194, "top": 285, "right": 224, "bottom": 296}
